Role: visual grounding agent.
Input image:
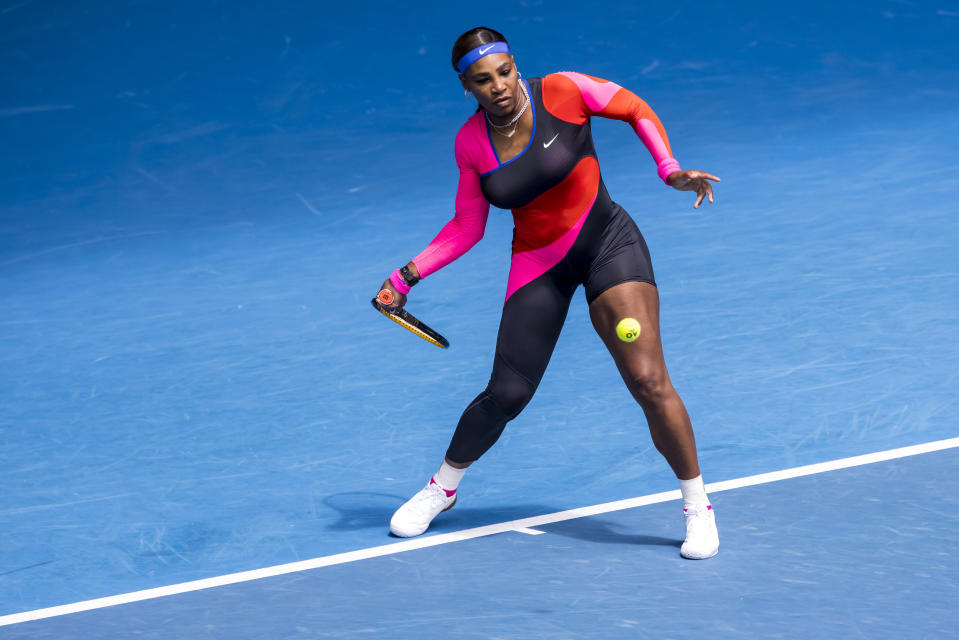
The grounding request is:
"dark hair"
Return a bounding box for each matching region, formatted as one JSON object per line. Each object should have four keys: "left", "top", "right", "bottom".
{"left": 451, "top": 26, "right": 509, "bottom": 73}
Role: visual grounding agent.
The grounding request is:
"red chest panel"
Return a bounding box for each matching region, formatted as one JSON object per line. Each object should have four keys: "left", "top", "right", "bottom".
{"left": 511, "top": 156, "right": 600, "bottom": 254}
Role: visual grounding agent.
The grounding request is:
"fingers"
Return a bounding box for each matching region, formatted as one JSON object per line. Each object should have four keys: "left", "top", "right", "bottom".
{"left": 667, "top": 169, "right": 720, "bottom": 207}
{"left": 688, "top": 173, "right": 718, "bottom": 208}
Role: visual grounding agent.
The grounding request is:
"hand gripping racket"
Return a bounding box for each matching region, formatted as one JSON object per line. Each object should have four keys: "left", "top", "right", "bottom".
{"left": 371, "top": 289, "right": 449, "bottom": 349}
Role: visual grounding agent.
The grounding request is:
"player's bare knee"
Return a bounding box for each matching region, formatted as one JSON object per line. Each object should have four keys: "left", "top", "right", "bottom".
{"left": 626, "top": 367, "right": 671, "bottom": 407}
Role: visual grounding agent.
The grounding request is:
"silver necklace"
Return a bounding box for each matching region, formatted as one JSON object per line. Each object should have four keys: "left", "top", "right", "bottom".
{"left": 486, "top": 81, "right": 530, "bottom": 138}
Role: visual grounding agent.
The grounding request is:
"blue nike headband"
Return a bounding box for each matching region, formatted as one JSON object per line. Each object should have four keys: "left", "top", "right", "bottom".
{"left": 456, "top": 41, "right": 511, "bottom": 74}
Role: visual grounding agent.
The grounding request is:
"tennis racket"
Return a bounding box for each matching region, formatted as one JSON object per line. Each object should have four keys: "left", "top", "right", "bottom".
{"left": 371, "top": 289, "right": 449, "bottom": 349}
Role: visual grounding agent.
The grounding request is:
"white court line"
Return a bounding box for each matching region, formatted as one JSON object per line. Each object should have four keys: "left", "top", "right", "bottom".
{"left": 514, "top": 527, "right": 546, "bottom": 535}
{"left": 2, "top": 435, "right": 957, "bottom": 627}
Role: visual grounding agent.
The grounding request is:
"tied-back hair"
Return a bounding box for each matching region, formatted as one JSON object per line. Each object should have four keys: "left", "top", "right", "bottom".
{"left": 451, "top": 26, "right": 509, "bottom": 73}
{"left": 452, "top": 27, "right": 510, "bottom": 112}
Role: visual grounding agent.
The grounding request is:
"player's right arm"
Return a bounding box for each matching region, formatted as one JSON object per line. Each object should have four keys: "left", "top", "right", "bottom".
{"left": 376, "top": 125, "right": 491, "bottom": 310}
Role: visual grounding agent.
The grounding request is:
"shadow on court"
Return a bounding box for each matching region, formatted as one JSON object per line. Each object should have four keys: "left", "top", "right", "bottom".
{"left": 323, "top": 491, "right": 680, "bottom": 548}
{"left": 542, "top": 517, "right": 681, "bottom": 548}
{"left": 321, "top": 492, "right": 406, "bottom": 531}
{"left": 324, "top": 491, "right": 572, "bottom": 535}
{"left": 322, "top": 491, "right": 562, "bottom": 533}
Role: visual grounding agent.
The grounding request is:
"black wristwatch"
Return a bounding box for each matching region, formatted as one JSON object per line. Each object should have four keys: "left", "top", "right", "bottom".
{"left": 400, "top": 265, "right": 420, "bottom": 287}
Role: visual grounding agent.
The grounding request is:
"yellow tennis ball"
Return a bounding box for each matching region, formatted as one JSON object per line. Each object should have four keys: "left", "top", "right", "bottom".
{"left": 616, "top": 317, "right": 641, "bottom": 342}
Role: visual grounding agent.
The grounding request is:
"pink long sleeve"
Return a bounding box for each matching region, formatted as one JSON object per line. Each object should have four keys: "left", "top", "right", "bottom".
{"left": 544, "top": 72, "right": 681, "bottom": 184}
{"left": 411, "top": 116, "right": 493, "bottom": 279}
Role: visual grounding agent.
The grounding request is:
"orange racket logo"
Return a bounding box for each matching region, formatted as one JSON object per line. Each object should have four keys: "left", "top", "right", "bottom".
{"left": 377, "top": 289, "right": 394, "bottom": 305}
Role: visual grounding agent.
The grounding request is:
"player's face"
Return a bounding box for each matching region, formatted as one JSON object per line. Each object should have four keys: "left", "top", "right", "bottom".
{"left": 461, "top": 54, "right": 521, "bottom": 120}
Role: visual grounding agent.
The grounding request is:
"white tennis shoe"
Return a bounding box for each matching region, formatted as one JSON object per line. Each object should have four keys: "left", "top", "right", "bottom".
{"left": 390, "top": 479, "right": 457, "bottom": 537}
{"left": 680, "top": 503, "right": 719, "bottom": 559}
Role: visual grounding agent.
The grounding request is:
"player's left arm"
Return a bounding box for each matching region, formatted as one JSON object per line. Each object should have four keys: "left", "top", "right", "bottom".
{"left": 548, "top": 71, "right": 720, "bottom": 208}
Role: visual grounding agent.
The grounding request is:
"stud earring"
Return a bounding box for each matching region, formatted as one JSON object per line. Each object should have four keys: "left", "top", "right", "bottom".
{"left": 464, "top": 89, "right": 471, "bottom": 97}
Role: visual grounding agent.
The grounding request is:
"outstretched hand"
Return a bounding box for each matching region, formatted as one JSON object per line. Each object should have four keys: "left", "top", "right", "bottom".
{"left": 667, "top": 170, "right": 721, "bottom": 209}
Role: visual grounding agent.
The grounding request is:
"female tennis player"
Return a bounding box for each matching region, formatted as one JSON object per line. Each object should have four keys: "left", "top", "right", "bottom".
{"left": 377, "top": 27, "right": 720, "bottom": 559}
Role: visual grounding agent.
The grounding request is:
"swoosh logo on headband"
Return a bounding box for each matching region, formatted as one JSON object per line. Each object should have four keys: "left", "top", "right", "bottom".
{"left": 478, "top": 45, "right": 495, "bottom": 55}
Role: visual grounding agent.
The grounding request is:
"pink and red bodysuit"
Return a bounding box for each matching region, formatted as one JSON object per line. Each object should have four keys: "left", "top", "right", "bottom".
{"left": 406, "top": 72, "right": 681, "bottom": 463}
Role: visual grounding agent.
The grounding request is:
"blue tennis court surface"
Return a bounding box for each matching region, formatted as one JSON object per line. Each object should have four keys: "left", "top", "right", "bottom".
{"left": 2, "top": 1, "right": 958, "bottom": 637}
{"left": 4, "top": 445, "right": 958, "bottom": 638}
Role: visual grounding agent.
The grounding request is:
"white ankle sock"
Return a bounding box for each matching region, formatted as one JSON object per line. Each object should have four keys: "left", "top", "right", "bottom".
{"left": 433, "top": 461, "right": 467, "bottom": 492}
{"left": 679, "top": 475, "right": 710, "bottom": 508}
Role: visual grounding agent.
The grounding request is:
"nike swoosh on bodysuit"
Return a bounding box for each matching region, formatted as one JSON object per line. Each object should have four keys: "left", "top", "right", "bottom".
{"left": 543, "top": 133, "right": 559, "bottom": 148}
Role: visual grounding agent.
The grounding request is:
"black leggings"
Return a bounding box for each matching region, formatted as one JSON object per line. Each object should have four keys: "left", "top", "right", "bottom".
{"left": 446, "top": 204, "right": 655, "bottom": 464}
